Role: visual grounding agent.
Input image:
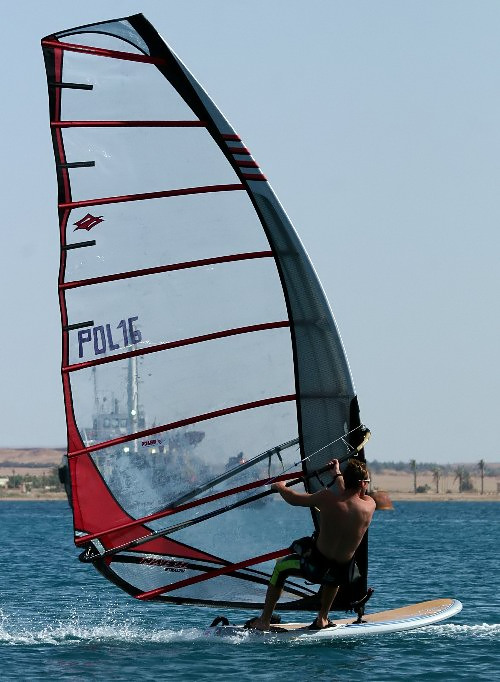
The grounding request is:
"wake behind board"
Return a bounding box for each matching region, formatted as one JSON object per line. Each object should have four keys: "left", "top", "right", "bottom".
{"left": 208, "top": 599, "right": 462, "bottom": 640}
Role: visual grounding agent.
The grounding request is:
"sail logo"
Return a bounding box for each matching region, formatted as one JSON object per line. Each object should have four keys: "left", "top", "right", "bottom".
{"left": 142, "top": 439, "right": 163, "bottom": 447}
{"left": 73, "top": 213, "right": 104, "bottom": 231}
{"left": 140, "top": 557, "right": 187, "bottom": 573}
{"left": 77, "top": 316, "right": 142, "bottom": 358}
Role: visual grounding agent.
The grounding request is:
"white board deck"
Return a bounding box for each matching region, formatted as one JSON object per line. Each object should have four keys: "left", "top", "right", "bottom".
{"left": 208, "top": 598, "right": 462, "bottom": 640}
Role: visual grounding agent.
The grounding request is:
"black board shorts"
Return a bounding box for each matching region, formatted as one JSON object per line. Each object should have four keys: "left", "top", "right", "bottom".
{"left": 270, "top": 544, "right": 359, "bottom": 589}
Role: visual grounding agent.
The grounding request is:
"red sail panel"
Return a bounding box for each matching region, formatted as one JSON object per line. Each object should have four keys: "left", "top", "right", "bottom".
{"left": 71, "top": 453, "right": 218, "bottom": 563}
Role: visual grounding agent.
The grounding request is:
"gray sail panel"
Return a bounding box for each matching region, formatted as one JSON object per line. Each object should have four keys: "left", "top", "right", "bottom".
{"left": 251, "top": 188, "right": 356, "bottom": 490}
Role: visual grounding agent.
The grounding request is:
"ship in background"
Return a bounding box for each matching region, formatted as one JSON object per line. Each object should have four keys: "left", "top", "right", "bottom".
{"left": 60, "top": 356, "right": 206, "bottom": 505}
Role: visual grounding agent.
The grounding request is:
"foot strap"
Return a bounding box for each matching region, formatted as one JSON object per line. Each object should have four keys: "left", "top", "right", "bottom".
{"left": 209, "top": 616, "right": 230, "bottom": 627}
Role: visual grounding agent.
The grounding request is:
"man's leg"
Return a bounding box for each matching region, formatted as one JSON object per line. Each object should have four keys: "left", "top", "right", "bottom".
{"left": 249, "top": 583, "right": 283, "bottom": 630}
{"left": 247, "top": 555, "right": 299, "bottom": 630}
{"left": 314, "top": 583, "right": 339, "bottom": 627}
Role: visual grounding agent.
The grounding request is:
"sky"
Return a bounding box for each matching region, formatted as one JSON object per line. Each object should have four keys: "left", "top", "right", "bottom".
{"left": 1, "top": 0, "right": 499, "bottom": 464}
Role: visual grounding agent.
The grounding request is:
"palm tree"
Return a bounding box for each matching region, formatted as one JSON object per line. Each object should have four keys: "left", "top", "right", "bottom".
{"left": 410, "top": 459, "right": 417, "bottom": 494}
{"left": 454, "top": 466, "right": 473, "bottom": 493}
{"left": 454, "top": 466, "right": 464, "bottom": 492}
{"left": 432, "top": 467, "right": 441, "bottom": 494}
{"left": 478, "top": 459, "right": 485, "bottom": 495}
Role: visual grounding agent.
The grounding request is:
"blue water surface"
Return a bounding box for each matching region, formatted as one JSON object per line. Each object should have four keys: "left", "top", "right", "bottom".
{"left": 0, "top": 501, "right": 498, "bottom": 681}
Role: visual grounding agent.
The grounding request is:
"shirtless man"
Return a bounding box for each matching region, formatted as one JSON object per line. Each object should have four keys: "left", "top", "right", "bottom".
{"left": 247, "top": 458, "right": 375, "bottom": 631}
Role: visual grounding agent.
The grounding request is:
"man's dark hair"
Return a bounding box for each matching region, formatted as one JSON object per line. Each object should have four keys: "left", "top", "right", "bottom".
{"left": 343, "top": 459, "right": 369, "bottom": 490}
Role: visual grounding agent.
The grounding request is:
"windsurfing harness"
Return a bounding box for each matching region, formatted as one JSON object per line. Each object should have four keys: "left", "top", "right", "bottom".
{"left": 288, "top": 536, "right": 361, "bottom": 587}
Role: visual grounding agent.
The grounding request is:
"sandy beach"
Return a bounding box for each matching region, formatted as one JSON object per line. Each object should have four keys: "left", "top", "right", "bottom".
{"left": 1, "top": 448, "right": 499, "bottom": 502}
{"left": 1, "top": 484, "right": 499, "bottom": 503}
{"left": 369, "top": 469, "right": 500, "bottom": 501}
{"left": 2, "top": 492, "right": 499, "bottom": 502}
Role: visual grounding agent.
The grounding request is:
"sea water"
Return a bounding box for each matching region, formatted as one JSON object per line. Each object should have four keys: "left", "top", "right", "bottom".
{"left": 0, "top": 501, "right": 498, "bottom": 681}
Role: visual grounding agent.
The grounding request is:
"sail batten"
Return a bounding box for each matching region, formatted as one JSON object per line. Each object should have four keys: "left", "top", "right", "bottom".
{"left": 49, "top": 81, "right": 94, "bottom": 91}
{"left": 51, "top": 120, "right": 208, "bottom": 128}
{"left": 137, "top": 549, "right": 291, "bottom": 601}
{"left": 59, "top": 184, "right": 245, "bottom": 209}
{"left": 63, "top": 321, "right": 291, "bottom": 373}
{"left": 60, "top": 251, "right": 274, "bottom": 289}
{"left": 42, "top": 39, "right": 164, "bottom": 64}
{"left": 43, "top": 13, "right": 366, "bottom": 609}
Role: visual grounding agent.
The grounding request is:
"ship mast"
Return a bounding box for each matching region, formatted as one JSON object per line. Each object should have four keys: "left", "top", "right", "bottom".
{"left": 92, "top": 366, "right": 99, "bottom": 415}
{"left": 127, "top": 356, "right": 139, "bottom": 452}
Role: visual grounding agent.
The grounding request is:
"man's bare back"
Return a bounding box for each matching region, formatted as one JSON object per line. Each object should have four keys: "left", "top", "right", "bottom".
{"left": 270, "top": 458, "right": 375, "bottom": 563}
{"left": 314, "top": 486, "right": 375, "bottom": 563}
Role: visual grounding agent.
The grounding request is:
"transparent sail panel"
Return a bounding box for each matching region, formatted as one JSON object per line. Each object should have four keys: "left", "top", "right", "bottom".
{"left": 165, "top": 479, "right": 307, "bottom": 561}
{"left": 65, "top": 259, "right": 288, "bottom": 365}
{"left": 64, "top": 193, "right": 270, "bottom": 281}
{"left": 60, "top": 127, "right": 238, "bottom": 201}
{"left": 71, "top": 328, "right": 295, "bottom": 442}
{"left": 91, "top": 404, "right": 298, "bottom": 518}
{"left": 108, "top": 558, "right": 311, "bottom": 605}
{"left": 103, "top": 484, "right": 313, "bottom": 605}
{"left": 60, "top": 51, "right": 197, "bottom": 121}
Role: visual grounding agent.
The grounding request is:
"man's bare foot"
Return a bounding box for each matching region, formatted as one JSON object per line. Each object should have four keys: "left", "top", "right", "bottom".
{"left": 308, "top": 617, "right": 336, "bottom": 630}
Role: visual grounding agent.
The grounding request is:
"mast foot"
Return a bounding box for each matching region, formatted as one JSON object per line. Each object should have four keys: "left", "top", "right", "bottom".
{"left": 349, "top": 587, "right": 374, "bottom": 624}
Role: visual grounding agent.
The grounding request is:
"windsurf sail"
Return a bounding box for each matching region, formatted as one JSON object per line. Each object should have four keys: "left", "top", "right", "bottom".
{"left": 42, "top": 14, "right": 367, "bottom": 609}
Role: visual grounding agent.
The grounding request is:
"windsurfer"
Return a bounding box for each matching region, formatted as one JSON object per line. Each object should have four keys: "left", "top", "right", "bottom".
{"left": 246, "top": 458, "right": 375, "bottom": 631}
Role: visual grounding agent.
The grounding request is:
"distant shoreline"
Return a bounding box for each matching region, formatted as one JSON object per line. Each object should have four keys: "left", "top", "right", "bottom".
{"left": 386, "top": 492, "right": 500, "bottom": 502}
{"left": 1, "top": 492, "right": 499, "bottom": 502}
{"left": 0, "top": 493, "right": 67, "bottom": 501}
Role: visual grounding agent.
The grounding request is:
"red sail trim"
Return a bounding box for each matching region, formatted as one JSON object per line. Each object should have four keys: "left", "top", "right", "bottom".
{"left": 59, "top": 183, "right": 245, "bottom": 209}
{"left": 52, "top": 50, "right": 72, "bottom": 203}
{"left": 228, "top": 147, "right": 251, "bottom": 155}
{"left": 136, "top": 548, "right": 290, "bottom": 600}
{"left": 222, "top": 134, "right": 241, "bottom": 141}
{"left": 242, "top": 173, "right": 267, "bottom": 181}
{"left": 55, "top": 130, "right": 71, "bottom": 204}
{"left": 235, "top": 160, "right": 260, "bottom": 168}
{"left": 74, "top": 470, "right": 302, "bottom": 546}
{"left": 63, "top": 321, "right": 290, "bottom": 373}
{"left": 68, "top": 395, "right": 297, "bottom": 458}
{"left": 51, "top": 120, "right": 207, "bottom": 128}
{"left": 60, "top": 251, "right": 274, "bottom": 290}
{"left": 41, "top": 39, "right": 167, "bottom": 65}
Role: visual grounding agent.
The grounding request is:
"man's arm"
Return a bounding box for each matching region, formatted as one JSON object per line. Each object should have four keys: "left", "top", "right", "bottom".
{"left": 271, "top": 481, "right": 325, "bottom": 507}
{"left": 327, "top": 459, "right": 345, "bottom": 493}
{"left": 270, "top": 458, "right": 346, "bottom": 506}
